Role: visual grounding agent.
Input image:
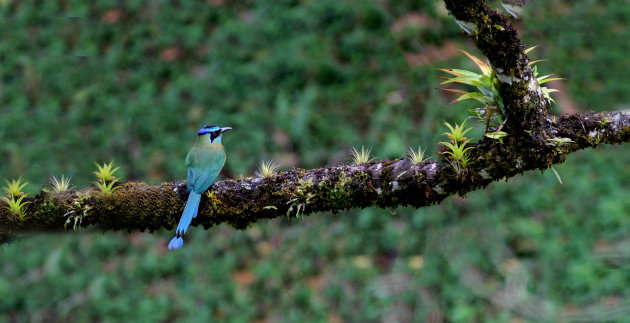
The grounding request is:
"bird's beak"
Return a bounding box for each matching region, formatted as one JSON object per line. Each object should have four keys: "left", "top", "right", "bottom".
{"left": 220, "top": 127, "right": 232, "bottom": 134}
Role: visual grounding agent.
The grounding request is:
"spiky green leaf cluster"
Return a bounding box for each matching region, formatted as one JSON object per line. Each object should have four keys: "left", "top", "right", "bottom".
{"left": 441, "top": 121, "right": 475, "bottom": 169}
{"left": 531, "top": 65, "right": 562, "bottom": 103}
{"left": 94, "top": 161, "right": 120, "bottom": 182}
{"left": 3, "top": 177, "right": 28, "bottom": 198}
{"left": 407, "top": 146, "right": 427, "bottom": 165}
{"left": 440, "top": 50, "right": 504, "bottom": 108}
{"left": 93, "top": 181, "right": 119, "bottom": 195}
{"left": 93, "top": 161, "right": 121, "bottom": 195}
{"left": 350, "top": 147, "right": 373, "bottom": 165}
{"left": 441, "top": 141, "right": 474, "bottom": 168}
{"left": 524, "top": 46, "right": 563, "bottom": 103}
{"left": 44, "top": 175, "right": 73, "bottom": 193}
{"left": 256, "top": 160, "right": 280, "bottom": 178}
{"left": 1, "top": 195, "right": 31, "bottom": 220}
{"left": 2, "top": 176, "right": 31, "bottom": 219}
{"left": 443, "top": 120, "right": 473, "bottom": 143}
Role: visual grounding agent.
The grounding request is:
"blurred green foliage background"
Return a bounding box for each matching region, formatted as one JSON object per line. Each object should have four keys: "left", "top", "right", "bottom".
{"left": 2, "top": 0, "right": 630, "bottom": 321}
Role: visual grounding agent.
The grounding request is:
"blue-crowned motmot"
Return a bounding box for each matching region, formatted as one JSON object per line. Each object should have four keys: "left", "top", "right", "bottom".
{"left": 168, "top": 125, "right": 231, "bottom": 250}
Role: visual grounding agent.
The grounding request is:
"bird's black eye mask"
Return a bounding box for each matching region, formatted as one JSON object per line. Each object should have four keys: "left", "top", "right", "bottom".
{"left": 210, "top": 131, "right": 221, "bottom": 142}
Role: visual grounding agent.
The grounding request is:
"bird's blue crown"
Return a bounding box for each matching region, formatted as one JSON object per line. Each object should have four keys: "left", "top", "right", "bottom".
{"left": 198, "top": 125, "right": 220, "bottom": 135}
{"left": 198, "top": 124, "right": 232, "bottom": 142}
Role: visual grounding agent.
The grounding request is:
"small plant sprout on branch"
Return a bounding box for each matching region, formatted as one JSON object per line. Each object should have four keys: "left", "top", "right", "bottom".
{"left": 350, "top": 146, "right": 374, "bottom": 165}
{"left": 94, "top": 161, "right": 120, "bottom": 183}
{"left": 3, "top": 177, "right": 28, "bottom": 198}
{"left": 407, "top": 146, "right": 427, "bottom": 165}
{"left": 2, "top": 176, "right": 30, "bottom": 220}
{"left": 525, "top": 46, "right": 563, "bottom": 103}
{"left": 597, "top": 118, "right": 610, "bottom": 127}
{"left": 94, "top": 181, "right": 119, "bottom": 195}
{"left": 485, "top": 131, "right": 508, "bottom": 144}
{"left": 1, "top": 195, "right": 31, "bottom": 220}
{"left": 441, "top": 121, "right": 475, "bottom": 171}
{"left": 93, "top": 161, "right": 121, "bottom": 195}
{"left": 256, "top": 160, "right": 280, "bottom": 178}
{"left": 441, "top": 141, "right": 475, "bottom": 169}
{"left": 442, "top": 120, "right": 472, "bottom": 144}
{"left": 45, "top": 175, "right": 73, "bottom": 193}
{"left": 546, "top": 137, "right": 574, "bottom": 147}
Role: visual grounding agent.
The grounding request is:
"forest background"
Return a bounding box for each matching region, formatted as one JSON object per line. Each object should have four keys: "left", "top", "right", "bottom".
{"left": 2, "top": 1, "right": 630, "bottom": 322}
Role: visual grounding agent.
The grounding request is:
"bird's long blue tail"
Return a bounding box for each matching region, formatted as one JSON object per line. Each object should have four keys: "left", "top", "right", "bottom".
{"left": 168, "top": 192, "right": 201, "bottom": 250}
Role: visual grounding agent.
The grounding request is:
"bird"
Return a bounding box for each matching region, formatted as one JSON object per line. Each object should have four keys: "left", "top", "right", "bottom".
{"left": 168, "top": 124, "right": 232, "bottom": 250}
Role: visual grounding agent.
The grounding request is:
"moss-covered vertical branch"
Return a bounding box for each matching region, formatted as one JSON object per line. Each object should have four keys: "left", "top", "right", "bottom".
{"left": 442, "top": 0, "right": 551, "bottom": 138}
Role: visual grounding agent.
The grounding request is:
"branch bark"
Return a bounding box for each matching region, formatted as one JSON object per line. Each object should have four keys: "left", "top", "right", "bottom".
{"left": 2, "top": 2, "right": 629, "bottom": 233}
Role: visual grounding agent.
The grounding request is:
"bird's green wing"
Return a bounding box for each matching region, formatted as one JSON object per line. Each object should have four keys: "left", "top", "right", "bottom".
{"left": 185, "top": 145, "right": 226, "bottom": 194}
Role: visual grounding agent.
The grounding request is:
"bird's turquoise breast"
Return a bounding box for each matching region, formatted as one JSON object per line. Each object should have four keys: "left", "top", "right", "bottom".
{"left": 185, "top": 142, "right": 226, "bottom": 193}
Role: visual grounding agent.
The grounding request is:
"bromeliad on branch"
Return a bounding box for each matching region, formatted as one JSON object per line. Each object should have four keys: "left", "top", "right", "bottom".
{"left": 440, "top": 50, "right": 505, "bottom": 133}
{"left": 440, "top": 48, "right": 561, "bottom": 134}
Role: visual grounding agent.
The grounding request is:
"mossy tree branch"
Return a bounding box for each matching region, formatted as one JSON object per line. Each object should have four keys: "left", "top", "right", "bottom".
{"left": 2, "top": 2, "right": 629, "bottom": 233}
{"left": 2, "top": 110, "right": 628, "bottom": 232}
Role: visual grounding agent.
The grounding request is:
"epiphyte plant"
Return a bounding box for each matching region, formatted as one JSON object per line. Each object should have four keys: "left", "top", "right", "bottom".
{"left": 256, "top": 160, "right": 280, "bottom": 178}
{"left": 440, "top": 141, "right": 475, "bottom": 169}
{"left": 440, "top": 50, "right": 505, "bottom": 132}
{"left": 2, "top": 176, "right": 30, "bottom": 219}
{"left": 546, "top": 137, "right": 574, "bottom": 147}
{"left": 93, "top": 181, "right": 119, "bottom": 195}
{"left": 350, "top": 146, "right": 374, "bottom": 165}
{"left": 442, "top": 120, "right": 472, "bottom": 144}
{"left": 440, "top": 47, "right": 561, "bottom": 133}
{"left": 94, "top": 161, "right": 120, "bottom": 183}
{"left": 1, "top": 195, "right": 31, "bottom": 220}
{"left": 93, "top": 161, "right": 121, "bottom": 195}
{"left": 526, "top": 46, "right": 564, "bottom": 103}
{"left": 485, "top": 131, "right": 508, "bottom": 144}
{"left": 45, "top": 175, "right": 73, "bottom": 193}
{"left": 407, "top": 146, "right": 427, "bottom": 165}
{"left": 597, "top": 118, "right": 610, "bottom": 127}
{"left": 531, "top": 65, "right": 562, "bottom": 103}
{"left": 4, "top": 176, "right": 28, "bottom": 198}
{"left": 441, "top": 122, "right": 475, "bottom": 169}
